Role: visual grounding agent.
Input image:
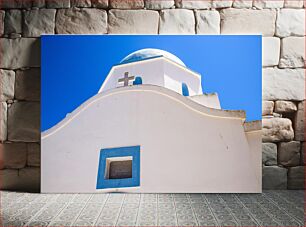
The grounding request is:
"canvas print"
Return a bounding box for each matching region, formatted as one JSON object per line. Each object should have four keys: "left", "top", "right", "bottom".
{"left": 41, "top": 35, "right": 262, "bottom": 193}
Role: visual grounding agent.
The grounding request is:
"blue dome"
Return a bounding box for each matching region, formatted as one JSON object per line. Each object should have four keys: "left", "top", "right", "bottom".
{"left": 120, "top": 48, "right": 186, "bottom": 67}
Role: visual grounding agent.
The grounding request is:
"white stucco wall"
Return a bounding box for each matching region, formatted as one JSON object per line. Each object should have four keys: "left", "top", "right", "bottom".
{"left": 99, "top": 57, "right": 202, "bottom": 96}
{"left": 189, "top": 93, "right": 221, "bottom": 109}
{"left": 42, "top": 85, "right": 261, "bottom": 193}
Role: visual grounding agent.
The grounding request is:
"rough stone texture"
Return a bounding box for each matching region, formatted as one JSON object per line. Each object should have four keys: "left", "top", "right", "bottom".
{"left": 0, "top": 38, "right": 40, "bottom": 69}
{"left": 0, "top": 0, "right": 32, "bottom": 9}
{"left": 280, "top": 37, "right": 305, "bottom": 68}
{"left": 56, "top": 8, "right": 107, "bottom": 34}
{"left": 275, "top": 101, "right": 297, "bottom": 113}
{"left": 15, "top": 69, "right": 40, "bottom": 101}
{"left": 262, "top": 143, "right": 277, "bottom": 165}
{"left": 0, "top": 102, "right": 7, "bottom": 142}
{"left": 253, "top": 0, "right": 284, "bottom": 9}
{"left": 46, "top": 0, "right": 70, "bottom": 8}
{"left": 0, "top": 167, "right": 40, "bottom": 192}
{"left": 232, "top": 0, "right": 253, "bottom": 8}
{"left": 32, "top": 0, "right": 46, "bottom": 8}
{"left": 175, "top": 0, "right": 212, "bottom": 9}
{"left": 23, "top": 9, "right": 56, "bottom": 37}
{"left": 109, "top": 0, "right": 144, "bottom": 9}
{"left": 212, "top": 0, "right": 233, "bottom": 8}
{"left": 4, "top": 9, "right": 22, "bottom": 35}
{"left": 8, "top": 102, "right": 40, "bottom": 142}
{"left": 108, "top": 10, "right": 159, "bottom": 34}
{"left": 262, "top": 37, "right": 280, "bottom": 67}
{"left": 91, "top": 0, "right": 108, "bottom": 8}
{"left": 159, "top": 9, "right": 195, "bottom": 34}
{"left": 0, "top": 69, "right": 15, "bottom": 102}
{"left": 71, "top": 0, "right": 91, "bottom": 7}
{"left": 276, "top": 9, "right": 305, "bottom": 37}
{"left": 262, "top": 101, "right": 274, "bottom": 115}
{"left": 27, "top": 143, "right": 40, "bottom": 167}
{"left": 263, "top": 166, "right": 287, "bottom": 189}
{"left": 288, "top": 166, "right": 304, "bottom": 189}
{"left": 262, "top": 118, "right": 294, "bottom": 142}
{"left": 0, "top": 10, "right": 4, "bottom": 35}
{"left": 284, "top": 0, "right": 304, "bottom": 8}
{"left": 145, "top": 0, "right": 175, "bottom": 9}
{"left": 301, "top": 142, "right": 305, "bottom": 165}
{"left": 294, "top": 101, "right": 305, "bottom": 141}
{"left": 0, "top": 143, "right": 27, "bottom": 169}
{"left": 262, "top": 68, "right": 305, "bottom": 101}
{"left": 220, "top": 9, "right": 276, "bottom": 36}
{"left": 195, "top": 10, "right": 220, "bottom": 34}
{"left": 278, "top": 141, "right": 301, "bottom": 167}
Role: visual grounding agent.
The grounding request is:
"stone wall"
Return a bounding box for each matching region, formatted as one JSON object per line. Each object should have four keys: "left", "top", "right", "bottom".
{"left": 0, "top": 0, "right": 305, "bottom": 192}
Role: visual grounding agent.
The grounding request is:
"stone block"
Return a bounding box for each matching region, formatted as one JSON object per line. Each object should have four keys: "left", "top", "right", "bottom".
{"left": 263, "top": 68, "right": 305, "bottom": 101}
{"left": 0, "top": 143, "right": 27, "bottom": 169}
{"left": 288, "top": 166, "right": 304, "bottom": 189}
{"left": 23, "top": 9, "right": 56, "bottom": 37}
{"left": 15, "top": 68, "right": 40, "bottom": 101}
{"left": 262, "top": 101, "right": 274, "bottom": 115}
{"left": 108, "top": 10, "right": 159, "bottom": 34}
{"left": 8, "top": 102, "right": 40, "bottom": 142}
{"left": 262, "top": 118, "right": 294, "bottom": 142}
{"left": 284, "top": 0, "right": 304, "bottom": 8}
{"left": 0, "top": 38, "right": 40, "bottom": 69}
{"left": 294, "top": 101, "right": 305, "bottom": 141}
{"left": 253, "top": 0, "right": 284, "bottom": 8}
{"left": 262, "top": 37, "right": 280, "bottom": 67}
{"left": 220, "top": 9, "right": 276, "bottom": 36}
{"left": 232, "top": 0, "right": 253, "bottom": 8}
{"left": 0, "top": 102, "right": 7, "bottom": 142}
{"left": 27, "top": 143, "right": 40, "bottom": 167}
{"left": 56, "top": 8, "right": 107, "bottom": 34}
{"left": 0, "top": 69, "right": 15, "bottom": 102}
{"left": 109, "top": 0, "right": 144, "bottom": 8}
{"left": 276, "top": 9, "right": 305, "bottom": 37}
{"left": 0, "top": 0, "right": 32, "bottom": 9}
{"left": 0, "top": 167, "right": 40, "bottom": 192}
{"left": 71, "top": 0, "right": 92, "bottom": 7}
{"left": 0, "top": 10, "right": 4, "bottom": 35}
{"left": 275, "top": 101, "right": 297, "bottom": 113}
{"left": 301, "top": 142, "right": 305, "bottom": 165}
{"left": 278, "top": 141, "right": 301, "bottom": 166}
{"left": 195, "top": 10, "right": 220, "bottom": 34}
{"left": 263, "top": 166, "right": 287, "bottom": 189}
{"left": 175, "top": 0, "right": 212, "bottom": 9}
{"left": 91, "top": 0, "right": 108, "bottom": 8}
{"left": 159, "top": 9, "right": 195, "bottom": 34}
{"left": 280, "top": 36, "right": 305, "bottom": 68}
{"left": 4, "top": 9, "right": 22, "bottom": 35}
{"left": 32, "top": 0, "right": 46, "bottom": 8}
{"left": 262, "top": 143, "right": 277, "bottom": 165}
{"left": 212, "top": 0, "right": 232, "bottom": 8}
{"left": 145, "top": 0, "right": 175, "bottom": 9}
{"left": 46, "top": 0, "right": 70, "bottom": 8}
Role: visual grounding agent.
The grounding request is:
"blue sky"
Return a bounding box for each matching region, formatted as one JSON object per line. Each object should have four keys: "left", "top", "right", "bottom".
{"left": 41, "top": 35, "right": 262, "bottom": 132}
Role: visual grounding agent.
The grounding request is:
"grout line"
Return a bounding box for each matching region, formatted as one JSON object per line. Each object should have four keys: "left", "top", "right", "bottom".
{"left": 201, "top": 194, "right": 220, "bottom": 226}
{"left": 93, "top": 193, "right": 110, "bottom": 226}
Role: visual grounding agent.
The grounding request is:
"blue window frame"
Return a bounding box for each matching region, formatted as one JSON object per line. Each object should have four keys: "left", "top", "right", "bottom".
{"left": 96, "top": 145, "right": 140, "bottom": 189}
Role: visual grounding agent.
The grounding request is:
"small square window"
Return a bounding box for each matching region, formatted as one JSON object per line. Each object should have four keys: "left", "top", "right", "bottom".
{"left": 96, "top": 146, "right": 140, "bottom": 189}
{"left": 105, "top": 157, "right": 133, "bottom": 179}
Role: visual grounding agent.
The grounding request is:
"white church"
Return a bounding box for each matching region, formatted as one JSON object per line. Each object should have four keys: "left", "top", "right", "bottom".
{"left": 41, "top": 49, "right": 262, "bottom": 193}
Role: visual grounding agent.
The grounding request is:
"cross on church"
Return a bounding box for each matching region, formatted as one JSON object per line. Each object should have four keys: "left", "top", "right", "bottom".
{"left": 118, "top": 72, "right": 135, "bottom": 86}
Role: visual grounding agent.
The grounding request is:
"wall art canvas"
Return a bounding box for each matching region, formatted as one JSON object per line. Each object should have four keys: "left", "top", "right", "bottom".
{"left": 41, "top": 35, "right": 262, "bottom": 193}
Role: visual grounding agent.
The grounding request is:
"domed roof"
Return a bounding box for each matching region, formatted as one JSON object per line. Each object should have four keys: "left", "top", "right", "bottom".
{"left": 120, "top": 48, "right": 186, "bottom": 67}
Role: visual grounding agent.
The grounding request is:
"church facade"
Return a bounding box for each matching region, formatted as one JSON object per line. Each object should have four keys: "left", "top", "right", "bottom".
{"left": 41, "top": 49, "right": 261, "bottom": 193}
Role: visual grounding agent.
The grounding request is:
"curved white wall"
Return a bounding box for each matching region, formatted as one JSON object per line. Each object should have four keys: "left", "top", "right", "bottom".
{"left": 42, "top": 85, "right": 261, "bottom": 193}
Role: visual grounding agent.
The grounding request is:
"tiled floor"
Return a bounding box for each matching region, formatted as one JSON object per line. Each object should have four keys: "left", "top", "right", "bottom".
{"left": 1, "top": 190, "right": 304, "bottom": 226}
